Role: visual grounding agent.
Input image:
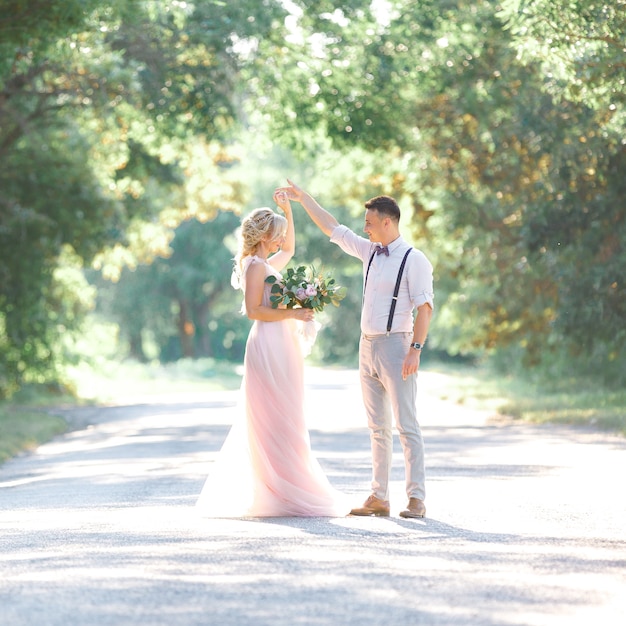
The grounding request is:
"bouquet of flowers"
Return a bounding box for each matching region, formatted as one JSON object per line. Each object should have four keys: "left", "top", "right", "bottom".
{"left": 265, "top": 266, "right": 346, "bottom": 312}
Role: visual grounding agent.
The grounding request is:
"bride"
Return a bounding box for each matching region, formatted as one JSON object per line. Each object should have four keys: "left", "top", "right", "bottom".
{"left": 196, "top": 190, "right": 347, "bottom": 517}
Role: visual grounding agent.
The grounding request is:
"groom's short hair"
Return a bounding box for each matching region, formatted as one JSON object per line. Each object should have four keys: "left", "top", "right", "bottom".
{"left": 364, "top": 195, "right": 400, "bottom": 222}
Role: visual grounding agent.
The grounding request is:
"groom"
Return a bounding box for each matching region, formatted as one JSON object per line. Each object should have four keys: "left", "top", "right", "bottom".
{"left": 279, "top": 180, "right": 434, "bottom": 518}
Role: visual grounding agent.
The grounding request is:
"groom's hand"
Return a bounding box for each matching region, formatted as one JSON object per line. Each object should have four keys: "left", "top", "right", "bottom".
{"left": 277, "top": 180, "right": 338, "bottom": 236}
{"left": 402, "top": 349, "right": 420, "bottom": 380}
{"left": 276, "top": 179, "right": 304, "bottom": 203}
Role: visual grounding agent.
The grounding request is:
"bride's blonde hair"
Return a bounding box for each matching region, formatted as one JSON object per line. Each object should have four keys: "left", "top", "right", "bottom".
{"left": 232, "top": 208, "right": 287, "bottom": 286}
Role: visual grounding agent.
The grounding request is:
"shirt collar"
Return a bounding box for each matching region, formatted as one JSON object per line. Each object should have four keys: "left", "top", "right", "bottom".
{"left": 386, "top": 236, "right": 405, "bottom": 253}
{"left": 372, "top": 235, "right": 405, "bottom": 255}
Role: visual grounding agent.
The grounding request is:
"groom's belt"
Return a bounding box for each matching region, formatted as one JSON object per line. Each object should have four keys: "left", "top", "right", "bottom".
{"left": 361, "top": 331, "right": 411, "bottom": 340}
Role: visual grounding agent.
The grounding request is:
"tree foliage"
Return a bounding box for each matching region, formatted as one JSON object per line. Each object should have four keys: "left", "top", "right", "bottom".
{"left": 1, "top": 0, "right": 625, "bottom": 396}
{"left": 244, "top": 0, "right": 626, "bottom": 381}
{"left": 499, "top": 0, "right": 626, "bottom": 111}
{"left": 0, "top": 0, "right": 286, "bottom": 396}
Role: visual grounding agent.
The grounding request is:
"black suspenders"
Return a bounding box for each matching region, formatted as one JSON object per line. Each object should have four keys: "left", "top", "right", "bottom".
{"left": 364, "top": 247, "right": 413, "bottom": 335}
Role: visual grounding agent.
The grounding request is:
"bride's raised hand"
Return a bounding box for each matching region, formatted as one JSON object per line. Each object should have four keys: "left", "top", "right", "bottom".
{"left": 273, "top": 189, "right": 291, "bottom": 213}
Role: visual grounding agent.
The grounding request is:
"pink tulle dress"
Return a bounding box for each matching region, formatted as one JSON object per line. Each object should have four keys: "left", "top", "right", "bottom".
{"left": 196, "top": 256, "right": 347, "bottom": 517}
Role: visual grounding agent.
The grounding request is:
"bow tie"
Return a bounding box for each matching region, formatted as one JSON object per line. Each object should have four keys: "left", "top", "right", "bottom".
{"left": 375, "top": 245, "right": 389, "bottom": 256}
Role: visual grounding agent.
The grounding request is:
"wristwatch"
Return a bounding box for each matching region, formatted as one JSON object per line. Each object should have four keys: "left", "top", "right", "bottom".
{"left": 410, "top": 342, "right": 423, "bottom": 351}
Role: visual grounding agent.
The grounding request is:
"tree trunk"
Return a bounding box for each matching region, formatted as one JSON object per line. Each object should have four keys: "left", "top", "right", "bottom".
{"left": 177, "top": 299, "right": 195, "bottom": 358}
{"left": 194, "top": 300, "right": 213, "bottom": 357}
{"left": 128, "top": 331, "right": 147, "bottom": 362}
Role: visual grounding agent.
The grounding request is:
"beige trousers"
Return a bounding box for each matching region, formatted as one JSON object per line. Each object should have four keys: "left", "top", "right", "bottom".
{"left": 359, "top": 332, "right": 426, "bottom": 502}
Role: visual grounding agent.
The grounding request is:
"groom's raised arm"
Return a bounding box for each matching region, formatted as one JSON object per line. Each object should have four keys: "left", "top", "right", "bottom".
{"left": 278, "top": 180, "right": 339, "bottom": 237}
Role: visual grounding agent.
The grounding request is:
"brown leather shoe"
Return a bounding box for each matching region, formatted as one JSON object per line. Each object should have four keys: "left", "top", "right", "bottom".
{"left": 399, "top": 497, "right": 426, "bottom": 519}
{"left": 349, "top": 494, "right": 390, "bottom": 517}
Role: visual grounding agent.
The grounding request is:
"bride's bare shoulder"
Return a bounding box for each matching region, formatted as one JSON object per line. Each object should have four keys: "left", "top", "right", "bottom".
{"left": 241, "top": 255, "right": 269, "bottom": 283}
{"left": 242, "top": 255, "right": 266, "bottom": 272}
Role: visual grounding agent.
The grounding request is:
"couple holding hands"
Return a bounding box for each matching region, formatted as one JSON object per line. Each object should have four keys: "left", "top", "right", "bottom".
{"left": 196, "top": 180, "right": 434, "bottom": 520}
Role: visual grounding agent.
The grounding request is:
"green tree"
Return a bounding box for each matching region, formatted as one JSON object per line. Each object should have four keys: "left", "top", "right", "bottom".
{"left": 498, "top": 0, "right": 626, "bottom": 379}
{"left": 499, "top": 0, "right": 626, "bottom": 111}
{"left": 95, "top": 211, "right": 246, "bottom": 362}
{"left": 246, "top": 0, "right": 626, "bottom": 381}
{"left": 0, "top": 0, "right": 290, "bottom": 395}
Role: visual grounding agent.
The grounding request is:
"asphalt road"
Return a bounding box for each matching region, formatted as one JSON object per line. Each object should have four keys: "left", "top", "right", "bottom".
{"left": 1, "top": 367, "right": 625, "bottom": 626}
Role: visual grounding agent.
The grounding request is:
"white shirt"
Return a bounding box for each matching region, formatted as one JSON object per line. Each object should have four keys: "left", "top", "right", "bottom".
{"left": 330, "top": 225, "right": 434, "bottom": 335}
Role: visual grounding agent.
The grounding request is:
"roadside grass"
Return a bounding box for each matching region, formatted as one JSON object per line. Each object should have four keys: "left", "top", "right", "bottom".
{"left": 496, "top": 383, "right": 626, "bottom": 434}
{"left": 2, "top": 358, "right": 624, "bottom": 466}
{"left": 427, "top": 362, "right": 626, "bottom": 436}
{"left": 0, "top": 358, "right": 243, "bottom": 465}
{"left": 65, "top": 357, "right": 243, "bottom": 402}
{"left": 0, "top": 405, "right": 68, "bottom": 464}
